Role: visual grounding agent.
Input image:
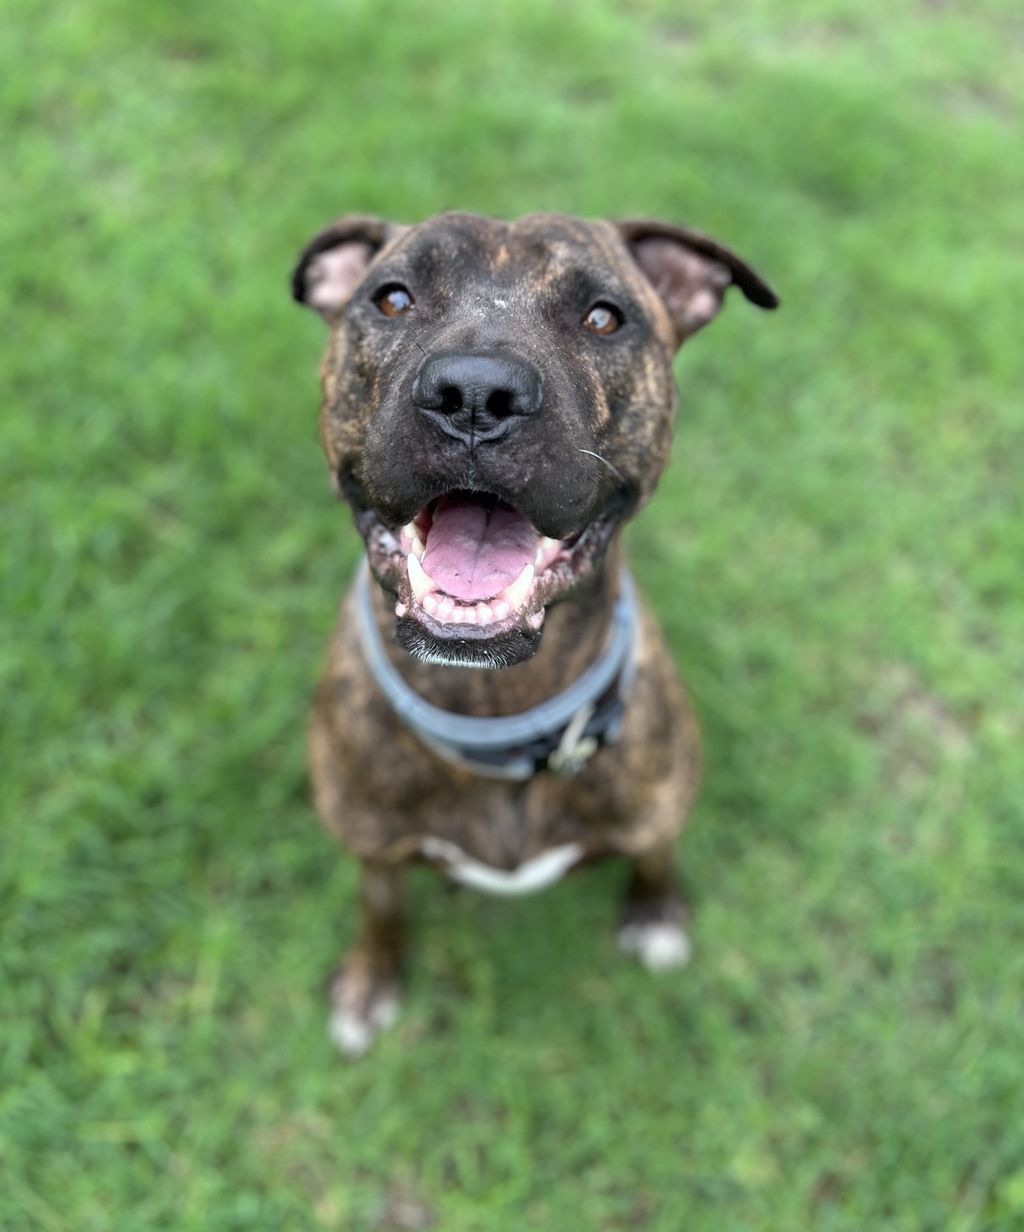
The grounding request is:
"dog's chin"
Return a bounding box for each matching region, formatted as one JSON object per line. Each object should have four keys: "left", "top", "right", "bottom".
{"left": 394, "top": 616, "right": 544, "bottom": 670}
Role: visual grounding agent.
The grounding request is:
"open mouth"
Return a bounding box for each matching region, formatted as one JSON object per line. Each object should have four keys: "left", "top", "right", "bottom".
{"left": 357, "top": 489, "right": 620, "bottom": 668}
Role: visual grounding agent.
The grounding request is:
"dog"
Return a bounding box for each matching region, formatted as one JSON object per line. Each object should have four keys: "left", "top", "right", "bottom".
{"left": 291, "top": 212, "right": 778, "bottom": 1055}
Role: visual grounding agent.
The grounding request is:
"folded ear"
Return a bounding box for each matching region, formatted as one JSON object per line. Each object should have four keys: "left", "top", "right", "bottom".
{"left": 617, "top": 219, "right": 779, "bottom": 344}
{"left": 291, "top": 215, "right": 404, "bottom": 321}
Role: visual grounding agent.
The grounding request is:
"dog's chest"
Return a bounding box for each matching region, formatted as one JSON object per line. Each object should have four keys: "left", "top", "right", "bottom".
{"left": 419, "top": 836, "right": 584, "bottom": 895}
{"left": 400, "top": 767, "right": 616, "bottom": 895}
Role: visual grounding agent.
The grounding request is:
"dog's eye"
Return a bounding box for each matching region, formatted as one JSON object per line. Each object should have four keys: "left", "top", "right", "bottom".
{"left": 376, "top": 285, "right": 414, "bottom": 317}
{"left": 583, "top": 303, "right": 623, "bottom": 335}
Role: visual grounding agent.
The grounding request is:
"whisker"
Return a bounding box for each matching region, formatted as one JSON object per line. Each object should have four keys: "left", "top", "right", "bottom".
{"left": 578, "top": 449, "right": 626, "bottom": 483}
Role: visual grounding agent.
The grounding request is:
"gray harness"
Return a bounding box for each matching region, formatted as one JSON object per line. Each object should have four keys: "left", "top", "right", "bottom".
{"left": 354, "top": 559, "right": 640, "bottom": 781}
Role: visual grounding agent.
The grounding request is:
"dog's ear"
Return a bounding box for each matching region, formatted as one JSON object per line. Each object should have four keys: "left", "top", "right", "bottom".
{"left": 617, "top": 219, "right": 779, "bottom": 344}
{"left": 292, "top": 215, "right": 403, "bottom": 321}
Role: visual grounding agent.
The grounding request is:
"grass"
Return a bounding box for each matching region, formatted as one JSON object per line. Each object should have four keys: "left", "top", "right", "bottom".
{"left": 2, "top": 0, "right": 1023, "bottom": 1227}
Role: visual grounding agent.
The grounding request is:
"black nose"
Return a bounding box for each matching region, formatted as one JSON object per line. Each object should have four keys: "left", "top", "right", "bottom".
{"left": 411, "top": 351, "right": 543, "bottom": 443}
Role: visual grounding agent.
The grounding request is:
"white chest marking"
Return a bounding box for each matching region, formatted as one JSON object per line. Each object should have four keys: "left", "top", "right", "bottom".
{"left": 419, "top": 838, "right": 584, "bottom": 896}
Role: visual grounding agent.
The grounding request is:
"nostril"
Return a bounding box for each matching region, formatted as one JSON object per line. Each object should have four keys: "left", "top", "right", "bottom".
{"left": 413, "top": 353, "right": 542, "bottom": 428}
{"left": 438, "top": 385, "right": 462, "bottom": 414}
{"left": 485, "top": 389, "right": 514, "bottom": 418}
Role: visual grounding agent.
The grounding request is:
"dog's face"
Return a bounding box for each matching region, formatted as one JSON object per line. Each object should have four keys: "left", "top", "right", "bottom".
{"left": 293, "top": 212, "right": 777, "bottom": 668}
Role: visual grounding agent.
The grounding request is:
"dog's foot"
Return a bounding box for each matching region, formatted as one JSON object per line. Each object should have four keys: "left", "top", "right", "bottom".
{"left": 328, "top": 965, "right": 402, "bottom": 1058}
{"left": 617, "top": 918, "right": 692, "bottom": 971}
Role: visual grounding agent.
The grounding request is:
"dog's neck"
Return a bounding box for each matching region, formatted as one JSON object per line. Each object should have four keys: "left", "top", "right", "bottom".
{"left": 372, "top": 540, "right": 624, "bottom": 717}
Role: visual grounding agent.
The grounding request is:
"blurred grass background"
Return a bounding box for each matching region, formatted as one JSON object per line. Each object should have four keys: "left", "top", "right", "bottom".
{"left": 2, "top": 0, "right": 1023, "bottom": 1227}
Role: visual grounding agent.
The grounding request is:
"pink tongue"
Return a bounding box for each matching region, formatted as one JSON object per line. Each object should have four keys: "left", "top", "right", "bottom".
{"left": 421, "top": 499, "right": 538, "bottom": 601}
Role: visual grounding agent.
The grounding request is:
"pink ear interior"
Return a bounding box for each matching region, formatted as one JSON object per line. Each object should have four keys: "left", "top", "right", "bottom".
{"left": 303, "top": 241, "right": 376, "bottom": 319}
{"left": 630, "top": 237, "right": 732, "bottom": 339}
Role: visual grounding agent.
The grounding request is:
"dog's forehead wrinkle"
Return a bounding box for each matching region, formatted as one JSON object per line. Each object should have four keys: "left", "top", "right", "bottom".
{"left": 409, "top": 214, "right": 618, "bottom": 293}
{"left": 401, "top": 214, "right": 511, "bottom": 270}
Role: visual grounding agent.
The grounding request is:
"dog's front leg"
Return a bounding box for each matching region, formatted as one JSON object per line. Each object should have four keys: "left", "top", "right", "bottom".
{"left": 617, "top": 842, "right": 692, "bottom": 972}
{"left": 328, "top": 860, "right": 405, "bottom": 1058}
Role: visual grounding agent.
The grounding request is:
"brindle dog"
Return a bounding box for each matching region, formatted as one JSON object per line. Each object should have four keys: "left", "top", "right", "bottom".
{"left": 292, "top": 212, "right": 778, "bottom": 1055}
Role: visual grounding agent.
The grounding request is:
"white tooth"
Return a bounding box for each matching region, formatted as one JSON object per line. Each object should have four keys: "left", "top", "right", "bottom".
{"left": 422, "top": 593, "right": 440, "bottom": 616}
{"left": 475, "top": 603, "right": 493, "bottom": 624}
{"left": 535, "top": 536, "right": 561, "bottom": 570}
{"left": 501, "top": 563, "right": 534, "bottom": 612}
{"left": 395, "top": 602, "right": 408, "bottom": 618}
{"left": 492, "top": 601, "right": 510, "bottom": 621}
{"left": 402, "top": 520, "right": 426, "bottom": 557}
{"left": 535, "top": 546, "right": 545, "bottom": 568}
{"left": 438, "top": 596, "right": 455, "bottom": 620}
{"left": 407, "top": 552, "right": 432, "bottom": 601}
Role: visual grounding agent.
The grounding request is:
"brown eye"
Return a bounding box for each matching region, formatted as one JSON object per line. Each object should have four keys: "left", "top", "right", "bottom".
{"left": 584, "top": 303, "right": 622, "bottom": 335}
{"left": 376, "top": 285, "right": 414, "bottom": 317}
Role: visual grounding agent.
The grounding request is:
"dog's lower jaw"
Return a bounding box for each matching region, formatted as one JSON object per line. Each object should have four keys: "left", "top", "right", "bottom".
{"left": 393, "top": 612, "right": 544, "bottom": 669}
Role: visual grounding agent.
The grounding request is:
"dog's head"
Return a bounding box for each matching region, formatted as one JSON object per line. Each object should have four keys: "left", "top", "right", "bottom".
{"left": 293, "top": 212, "right": 777, "bottom": 668}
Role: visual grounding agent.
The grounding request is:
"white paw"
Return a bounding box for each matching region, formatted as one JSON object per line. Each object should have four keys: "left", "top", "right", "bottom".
{"left": 618, "top": 920, "right": 692, "bottom": 971}
{"left": 328, "top": 989, "right": 401, "bottom": 1058}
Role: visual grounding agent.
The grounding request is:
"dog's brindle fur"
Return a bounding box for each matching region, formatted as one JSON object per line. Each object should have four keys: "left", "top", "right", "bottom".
{"left": 292, "top": 212, "right": 777, "bottom": 1054}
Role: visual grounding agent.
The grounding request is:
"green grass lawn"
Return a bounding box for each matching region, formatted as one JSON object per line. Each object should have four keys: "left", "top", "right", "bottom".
{"left": 3, "top": 0, "right": 1023, "bottom": 1227}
